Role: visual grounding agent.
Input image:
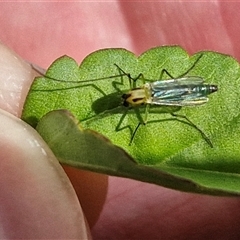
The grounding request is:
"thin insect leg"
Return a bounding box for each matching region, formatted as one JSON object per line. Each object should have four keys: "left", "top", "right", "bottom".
{"left": 34, "top": 66, "right": 126, "bottom": 86}
{"left": 112, "top": 64, "right": 132, "bottom": 92}
{"left": 114, "top": 64, "right": 144, "bottom": 89}
{"left": 159, "top": 69, "right": 175, "bottom": 80}
{"left": 130, "top": 122, "right": 141, "bottom": 145}
{"left": 82, "top": 73, "right": 127, "bottom": 83}
{"left": 131, "top": 73, "right": 145, "bottom": 88}
{"left": 89, "top": 103, "right": 145, "bottom": 146}
{"left": 115, "top": 108, "right": 134, "bottom": 135}
{"left": 177, "top": 53, "right": 203, "bottom": 78}
{"left": 159, "top": 53, "right": 204, "bottom": 80}
{"left": 170, "top": 112, "right": 213, "bottom": 147}
{"left": 129, "top": 105, "right": 149, "bottom": 145}
{"left": 144, "top": 104, "right": 150, "bottom": 124}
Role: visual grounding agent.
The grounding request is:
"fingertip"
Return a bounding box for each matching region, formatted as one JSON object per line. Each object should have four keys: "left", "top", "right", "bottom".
{"left": 0, "top": 42, "right": 40, "bottom": 116}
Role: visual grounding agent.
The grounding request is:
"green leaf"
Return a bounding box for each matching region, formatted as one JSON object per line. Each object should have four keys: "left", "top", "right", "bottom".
{"left": 22, "top": 46, "right": 240, "bottom": 195}
{"left": 36, "top": 109, "right": 240, "bottom": 196}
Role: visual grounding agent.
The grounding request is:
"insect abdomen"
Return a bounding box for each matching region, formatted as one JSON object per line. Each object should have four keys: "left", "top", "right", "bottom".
{"left": 194, "top": 84, "right": 218, "bottom": 96}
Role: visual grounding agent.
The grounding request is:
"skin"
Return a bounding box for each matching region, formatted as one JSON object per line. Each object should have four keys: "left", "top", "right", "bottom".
{"left": 1, "top": 2, "right": 240, "bottom": 239}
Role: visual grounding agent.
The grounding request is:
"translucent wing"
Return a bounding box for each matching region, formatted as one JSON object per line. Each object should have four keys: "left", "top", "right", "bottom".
{"left": 151, "top": 76, "right": 205, "bottom": 88}
{"left": 148, "top": 77, "right": 213, "bottom": 106}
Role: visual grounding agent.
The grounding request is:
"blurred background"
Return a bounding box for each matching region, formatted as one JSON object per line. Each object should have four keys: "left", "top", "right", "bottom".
{"left": 1, "top": 2, "right": 240, "bottom": 239}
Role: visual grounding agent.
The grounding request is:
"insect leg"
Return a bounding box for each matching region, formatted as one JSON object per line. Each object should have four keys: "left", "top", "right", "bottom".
{"left": 159, "top": 53, "right": 204, "bottom": 80}
{"left": 170, "top": 112, "right": 213, "bottom": 147}
{"left": 130, "top": 122, "right": 141, "bottom": 145}
{"left": 115, "top": 107, "right": 134, "bottom": 136}
{"left": 177, "top": 53, "right": 203, "bottom": 78}
{"left": 114, "top": 64, "right": 144, "bottom": 89}
{"left": 129, "top": 104, "right": 150, "bottom": 145}
{"left": 159, "top": 69, "right": 175, "bottom": 79}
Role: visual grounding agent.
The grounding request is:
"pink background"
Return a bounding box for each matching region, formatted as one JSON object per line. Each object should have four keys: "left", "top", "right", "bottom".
{"left": 1, "top": 2, "right": 240, "bottom": 239}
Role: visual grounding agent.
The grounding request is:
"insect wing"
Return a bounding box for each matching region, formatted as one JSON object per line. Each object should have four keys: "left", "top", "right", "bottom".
{"left": 149, "top": 77, "right": 209, "bottom": 106}
{"left": 151, "top": 96, "right": 209, "bottom": 106}
{"left": 151, "top": 76, "right": 205, "bottom": 88}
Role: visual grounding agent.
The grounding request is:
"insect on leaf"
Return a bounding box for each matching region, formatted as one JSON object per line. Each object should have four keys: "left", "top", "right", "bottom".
{"left": 22, "top": 46, "right": 240, "bottom": 195}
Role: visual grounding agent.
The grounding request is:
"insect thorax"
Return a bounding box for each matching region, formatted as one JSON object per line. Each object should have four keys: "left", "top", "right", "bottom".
{"left": 122, "top": 86, "right": 151, "bottom": 107}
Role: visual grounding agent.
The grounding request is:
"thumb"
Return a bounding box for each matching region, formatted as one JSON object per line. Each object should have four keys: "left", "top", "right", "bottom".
{"left": 0, "top": 42, "right": 91, "bottom": 239}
